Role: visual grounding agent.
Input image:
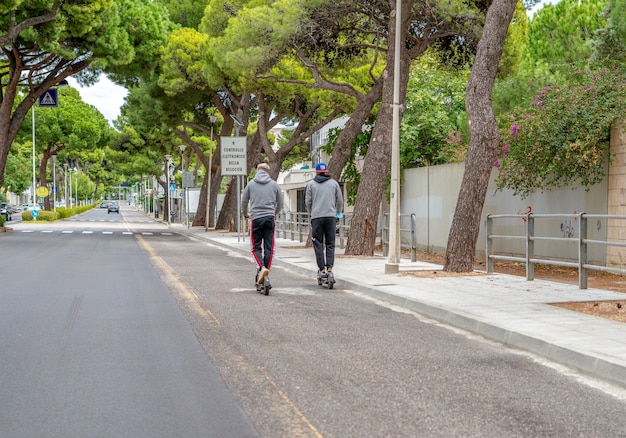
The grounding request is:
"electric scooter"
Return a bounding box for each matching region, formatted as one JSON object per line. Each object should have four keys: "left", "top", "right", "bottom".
{"left": 256, "top": 275, "right": 271, "bottom": 295}
{"left": 317, "top": 270, "right": 335, "bottom": 289}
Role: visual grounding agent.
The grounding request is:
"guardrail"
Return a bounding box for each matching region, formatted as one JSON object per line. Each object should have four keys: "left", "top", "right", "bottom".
{"left": 380, "top": 213, "right": 417, "bottom": 262}
{"left": 486, "top": 213, "right": 626, "bottom": 289}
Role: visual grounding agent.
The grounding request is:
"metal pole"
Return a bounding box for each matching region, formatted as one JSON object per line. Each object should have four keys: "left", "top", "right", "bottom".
{"left": 53, "top": 156, "right": 56, "bottom": 212}
{"left": 64, "top": 164, "right": 68, "bottom": 208}
{"left": 165, "top": 155, "right": 171, "bottom": 224}
{"left": 69, "top": 169, "right": 72, "bottom": 208}
{"left": 206, "top": 115, "right": 217, "bottom": 232}
{"left": 385, "top": 0, "right": 402, "bottom": 274}
{"left": 237, "top": 175, "right": 241, "bottom": 242}
{"left": 32, "top": 107, "right": 36, "bottom": 205}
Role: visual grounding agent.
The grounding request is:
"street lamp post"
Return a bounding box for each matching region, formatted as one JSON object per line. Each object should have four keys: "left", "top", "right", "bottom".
{"left": 385, "top": 0, "right": 402, "bottom": 274}
{"left": 31, "top": 106, "right": 36, "bottom": 205}
{"left": 206, "top": 115, "right": 217, "bottom": 232}
{"left": 52, "top": 155, "right": 57, "bottom": 212}
{"left": 64, "top": 163, "right": 68, "bottom": 207}
{"left": 69, "top": 167, "right": 73, "bottom": 208}
{"left": 73, "top": 167, "right": 78, "bottom": 207}
{"left": 165, "top": 154, "right": 171, "bottom": 225}
{"left": 179, "top": 145, "right": 186, "bottom": 226}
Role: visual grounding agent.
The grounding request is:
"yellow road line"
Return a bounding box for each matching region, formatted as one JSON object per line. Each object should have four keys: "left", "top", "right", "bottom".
{"left": 136, "top": 234, "right": 220, "bottom": 326}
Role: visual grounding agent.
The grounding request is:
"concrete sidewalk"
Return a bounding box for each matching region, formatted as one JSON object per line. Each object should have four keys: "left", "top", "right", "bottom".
{"left": 171, "top": 223, "right": 626, "bottom": 390}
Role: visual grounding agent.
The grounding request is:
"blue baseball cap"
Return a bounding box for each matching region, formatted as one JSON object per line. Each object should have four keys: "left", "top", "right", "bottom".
{"left": 315, "top": 162, "right": 328, "bottom": 173}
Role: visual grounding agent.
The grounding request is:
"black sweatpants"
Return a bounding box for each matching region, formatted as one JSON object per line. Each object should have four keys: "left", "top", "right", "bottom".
{"left": 311, "top": 216, "right": 337, "bottom": 271}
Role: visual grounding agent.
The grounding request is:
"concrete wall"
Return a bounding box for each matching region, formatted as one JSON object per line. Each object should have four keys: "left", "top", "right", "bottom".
{"left": 401, "top": 137, "right": 614, "bottom": 264}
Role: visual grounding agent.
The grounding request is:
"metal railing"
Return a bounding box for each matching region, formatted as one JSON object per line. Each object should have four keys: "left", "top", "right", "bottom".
{"left": 276, "top": 212, "right": 310, "bottom": 243}
{"left": 486, "top": 213, "right": 626, "bottom": 289}
{"left": 274, "top": 212, "right": 351, "bottom": 249}
{"left": 380, "top": 213, "right": 417, "bottom": 262}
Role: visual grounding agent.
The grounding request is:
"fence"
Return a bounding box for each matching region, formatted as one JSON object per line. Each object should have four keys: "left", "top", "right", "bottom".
{"left": 486, "top": 213, "right": 626, "bottom": 289}
{"left": 275, "top": 212, "right": 352, "bottom": 248}
{"left": 380, "top": 213, "right": 417, "bottom": 262}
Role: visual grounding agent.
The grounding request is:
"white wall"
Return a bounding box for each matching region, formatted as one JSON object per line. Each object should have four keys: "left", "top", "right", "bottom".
{"left": 401, "top": 163, "right": 608, "bottom": 262}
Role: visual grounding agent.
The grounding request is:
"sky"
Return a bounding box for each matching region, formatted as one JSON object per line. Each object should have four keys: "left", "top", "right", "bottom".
{"left": 69, "top": 0, "right": 561, "bottom": 126}
{"left": 67, "top": 76, "right": 128, "bottom": 125}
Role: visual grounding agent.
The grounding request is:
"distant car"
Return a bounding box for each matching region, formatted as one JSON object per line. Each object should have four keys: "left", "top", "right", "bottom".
{"left": 20, "top": 204, "right": 40, "bottom": 211}
{"left": 100, "top": 201, "right": 110, "bottom": 208}
{"left": 0, "top": 203, "right": 11, "bottom": 221}
{"left": 107, "top": 201, "right": 119, "bottom": 214}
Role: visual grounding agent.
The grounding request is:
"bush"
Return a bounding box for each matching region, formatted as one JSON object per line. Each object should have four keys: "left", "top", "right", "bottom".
{"left": 21, "top": 210, "right": 60, "bottom": 222}
{"left": 0, "top": 215, "right": 5, "bottom": 227}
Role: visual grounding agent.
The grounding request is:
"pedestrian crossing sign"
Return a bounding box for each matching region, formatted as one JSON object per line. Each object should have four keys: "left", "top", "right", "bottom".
{"left": 38, "top": 89, "right": 58, "bottom": 107}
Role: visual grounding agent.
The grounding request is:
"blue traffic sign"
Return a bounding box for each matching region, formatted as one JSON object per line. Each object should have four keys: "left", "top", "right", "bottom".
{"left": 169, "top": 183, "right": 176, "bottom": 191}
{"left": 39, "top": 89, "right": 58, "bottom": 107}
{"left": 31, "top": 209, "right": 39, "bottom": 217}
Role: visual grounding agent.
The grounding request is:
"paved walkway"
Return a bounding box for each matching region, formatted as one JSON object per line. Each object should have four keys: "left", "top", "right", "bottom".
{"left": 169, "top": 222, "right": 626, "bottom": 390}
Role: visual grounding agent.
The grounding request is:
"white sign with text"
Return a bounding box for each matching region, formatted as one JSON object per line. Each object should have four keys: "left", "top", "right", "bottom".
{"left": 220, "top": 136, "right": 247, "bottom": 175}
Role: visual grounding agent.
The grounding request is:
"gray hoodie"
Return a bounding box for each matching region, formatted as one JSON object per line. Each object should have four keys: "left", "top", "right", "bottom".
{"left": 305, "top": 173, "right": 343, "bottom": 219}
{"left": 241, "top": 170, "right": 284, "bottom": 220}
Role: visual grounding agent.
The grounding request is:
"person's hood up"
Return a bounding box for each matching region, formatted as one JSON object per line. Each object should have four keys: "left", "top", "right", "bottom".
{"left": 314, "top": 173, "right": 331, "bottom": 183}
{"left": 254, "top": 170, "right": 273, "bottom": 184}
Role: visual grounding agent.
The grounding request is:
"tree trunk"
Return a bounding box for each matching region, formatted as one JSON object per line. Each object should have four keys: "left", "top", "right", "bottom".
{"left": 345, "top": 0, "right": 412, "bottom": 256}
{"left": 443, "top": 0, "right": 518, "bottom": 272}
{"left": 215, "top": 177, "right": 239, "bottom": 231}
{"left": 39, "top": 151, "right": 50, "bottom": 210}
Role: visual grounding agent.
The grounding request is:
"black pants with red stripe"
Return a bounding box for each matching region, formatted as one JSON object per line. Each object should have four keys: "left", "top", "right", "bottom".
{"left": 250, "top": 215, "right": 275, "bottom": 270}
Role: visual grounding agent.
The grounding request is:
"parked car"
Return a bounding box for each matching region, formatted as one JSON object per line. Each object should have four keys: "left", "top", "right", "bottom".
{"left": 107, "top": 201, "right": 119, "bottom": 214}
{"left": 1, "top": 203, "right": 11, "bottom": 221}
{"left": 21, "top": 204, "right": 41, "bottom": 211}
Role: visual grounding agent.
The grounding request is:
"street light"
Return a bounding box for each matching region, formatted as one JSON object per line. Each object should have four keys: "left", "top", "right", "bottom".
{"left": 385, "top": 0, "right": 402, "bottom": 274}
{"left": 206, "top": 115, "right": 217, "bottom": 232}
{"left": 31, "top": 106, "right": 36, "bottom": 205}
{"left": 165, "top": 154, "right": 171, "bottom": 225}
{"left": 73, "top": 167, "right": 78, "bottom": 207}
{"left": 179, "top": 144, "right": 186, "bottom": 225}
{"left": 52, "top": 155, "right": 57, "bottom": 212}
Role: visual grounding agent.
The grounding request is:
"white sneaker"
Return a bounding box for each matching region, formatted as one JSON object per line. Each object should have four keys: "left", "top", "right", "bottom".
{"left": 257, "top": 267, "right": 270, "bottom": 284}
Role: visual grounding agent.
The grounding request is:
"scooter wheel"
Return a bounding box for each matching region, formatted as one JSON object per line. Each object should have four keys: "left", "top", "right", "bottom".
{"left": 328, "top": 281, "right": 334, "bottom": 290}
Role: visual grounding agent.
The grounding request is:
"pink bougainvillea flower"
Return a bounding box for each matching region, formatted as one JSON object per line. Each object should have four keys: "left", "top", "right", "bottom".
{"left": 510, "top": 125, "right": 519, "bottom": 136}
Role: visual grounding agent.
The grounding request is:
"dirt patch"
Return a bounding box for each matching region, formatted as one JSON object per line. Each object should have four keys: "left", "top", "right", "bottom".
{"left": 554, "top": 301, "right": 626, "bottom": 323}
{"left": 406, "top": 248, "right": 626, "bottom": 324}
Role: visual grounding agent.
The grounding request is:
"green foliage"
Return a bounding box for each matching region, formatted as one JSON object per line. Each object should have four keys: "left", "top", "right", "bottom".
{"left": 590, "top": 0, "right": 626, "bottom": 68}
{"left": 496, "top": 68, "right": 626, "bottom": 198}
{"left": 3, "top": 141, "right": 31, "bottom": 195}
{"left": 277, "top": 129, "right": 311, "bottom": 172}
{"left": 400, "top": 59, "right": 469, "bottom": 168}
{"left": 322, "top": 126, "right": 371, "bottom": 206}
{"left": 522, "top": 0, "right": 608, "bottom": 75}
{"left": 498, "top": 1, "right": 529, "bottom": 79}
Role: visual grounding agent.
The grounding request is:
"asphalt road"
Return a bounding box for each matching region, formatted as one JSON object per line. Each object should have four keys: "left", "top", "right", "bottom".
{"left": 0, "top": 206, "right": 256, "bottom": 438}
{"left": 2, "top": 205, "right": 626, "bottom": 437}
